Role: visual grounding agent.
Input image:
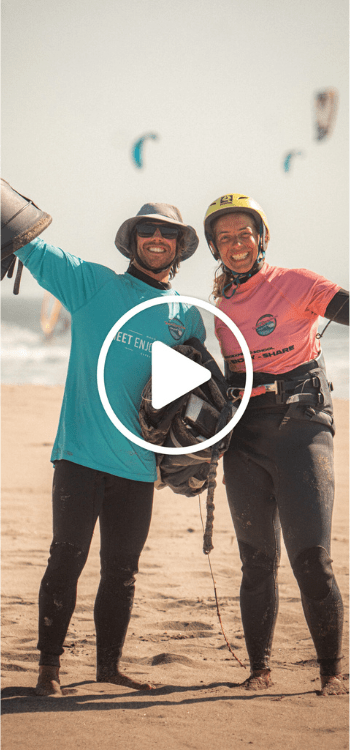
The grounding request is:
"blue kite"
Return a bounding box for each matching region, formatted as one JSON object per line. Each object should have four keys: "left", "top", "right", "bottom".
{"left": 131, "top": 133, "right": 159, "bottom": 169}
{"left": 283, "top": 150, "right": 303, "bottom": 173}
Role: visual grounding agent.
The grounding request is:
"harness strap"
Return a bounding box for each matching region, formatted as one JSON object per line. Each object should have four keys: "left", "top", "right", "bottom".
{"left": 227, "top": 371, "right": 333, "bottom": 406}
{"left": 168, "top": 428, "right": 209, "bottom": 462}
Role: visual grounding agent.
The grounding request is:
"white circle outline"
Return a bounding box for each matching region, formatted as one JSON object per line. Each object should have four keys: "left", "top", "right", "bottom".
{"left": 97, "top": 296, "right": 253, "bottom": 455}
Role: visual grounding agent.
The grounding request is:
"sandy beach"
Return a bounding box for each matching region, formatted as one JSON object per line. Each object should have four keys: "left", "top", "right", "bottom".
{"left": 1, "top": 385, "right": 348, "bottom": 750}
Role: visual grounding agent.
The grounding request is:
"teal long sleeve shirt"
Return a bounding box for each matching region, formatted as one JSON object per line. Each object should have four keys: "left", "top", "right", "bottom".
{"left": 15, "top": 239, "right": 206, "bottom": 481}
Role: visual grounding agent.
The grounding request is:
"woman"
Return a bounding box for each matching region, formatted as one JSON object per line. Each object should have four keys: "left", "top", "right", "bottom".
{"left": 204, "top": 193, "right": 349, "bottom": 696}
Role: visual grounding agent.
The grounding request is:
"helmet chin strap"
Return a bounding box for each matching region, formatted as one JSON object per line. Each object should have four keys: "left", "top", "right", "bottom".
{"left": 222, "top": 258, "right": 264, "bottom": 298}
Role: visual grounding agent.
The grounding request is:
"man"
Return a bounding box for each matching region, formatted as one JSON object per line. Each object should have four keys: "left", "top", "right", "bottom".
{"left": 14, "top": 202, "right": 205, "bottom": 696}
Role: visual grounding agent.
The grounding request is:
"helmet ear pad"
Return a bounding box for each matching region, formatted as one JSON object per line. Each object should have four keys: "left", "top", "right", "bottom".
{"left": 205, "top": 227, "right": 220, "bottom": 261}
{"left": 209, "top": 239, "right": 220, "bottom": 261}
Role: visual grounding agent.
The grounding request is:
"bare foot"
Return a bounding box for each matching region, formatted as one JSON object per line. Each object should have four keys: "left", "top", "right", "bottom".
{"left": 35, "top": 666, "right": 62, "bottom": 697}
{"left": 96, "top": 670, "right": 153, "bottom": 691}
{"left": 319, "top": 675, "right": 349, "bottom": 696}
{"left": 241, "top": 669, "right": 272, "bottom": 691}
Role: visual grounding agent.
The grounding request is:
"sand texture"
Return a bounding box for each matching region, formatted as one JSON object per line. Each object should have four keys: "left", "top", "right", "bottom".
{"left": 1, "top": 386, "right": 349, "bottom": 749}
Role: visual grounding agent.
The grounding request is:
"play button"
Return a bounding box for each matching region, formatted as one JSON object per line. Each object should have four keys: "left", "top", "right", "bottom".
{"left": 97, "top": 294, "right": 253, "bottom": 455}
{"left": 151, "top": 341, "right": 211, "bottom": 409}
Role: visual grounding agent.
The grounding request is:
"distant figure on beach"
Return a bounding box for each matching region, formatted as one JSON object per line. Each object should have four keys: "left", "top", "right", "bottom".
{"left": 204, "top": 193, "right": 349, "bottom": 696}
{"left": 14, "top": 201, "right": 205, "bottom": 696}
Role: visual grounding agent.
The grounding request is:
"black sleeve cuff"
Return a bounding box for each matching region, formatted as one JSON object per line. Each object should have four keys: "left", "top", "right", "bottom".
{"left": 324, "top": 289, "right": 349, "bottom": 326}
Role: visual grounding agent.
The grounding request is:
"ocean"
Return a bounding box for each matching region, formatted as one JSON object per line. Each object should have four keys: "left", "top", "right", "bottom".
{"left": 1, "top": 296, "right": 349, "bottom": 399}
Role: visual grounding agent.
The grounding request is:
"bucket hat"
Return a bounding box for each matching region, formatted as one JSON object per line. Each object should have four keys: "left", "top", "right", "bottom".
{"left": 115, "top": 203, "right": 199, "bottom": 261}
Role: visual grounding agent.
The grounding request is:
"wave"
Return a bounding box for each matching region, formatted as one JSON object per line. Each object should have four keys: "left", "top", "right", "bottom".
{"left": 1, "top": 313, "right": 348, "bottom": 396}
{"left": 1, "top": 321, "right": 70, "bottom": 385}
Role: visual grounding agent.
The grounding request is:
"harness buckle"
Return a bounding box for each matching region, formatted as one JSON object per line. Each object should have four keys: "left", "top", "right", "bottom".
{"left": 263, "top": 382, "right": 279, "bottom": 394}
{"left": 226, "top": 386, "right": 241, "bottom": 401}
{"left": 263, "top": 380, "right": 285, "bottom": 404}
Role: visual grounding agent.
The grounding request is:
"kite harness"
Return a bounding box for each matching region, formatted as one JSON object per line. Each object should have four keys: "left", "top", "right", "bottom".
{"left": 139, "top": 337, "right": 238, "bottom": 553}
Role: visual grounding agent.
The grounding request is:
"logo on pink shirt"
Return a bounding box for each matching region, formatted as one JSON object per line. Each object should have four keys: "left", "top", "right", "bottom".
{"left": 255, "top": 314, "right": 277, "bottom": 336}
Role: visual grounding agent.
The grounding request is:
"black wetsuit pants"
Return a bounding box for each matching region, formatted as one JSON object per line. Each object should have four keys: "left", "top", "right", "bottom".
{"left": 38, "top": 460, "right": 154, "bottom": 673}
{"left": 223, "top": 407, "right": 343, "bottom": 676}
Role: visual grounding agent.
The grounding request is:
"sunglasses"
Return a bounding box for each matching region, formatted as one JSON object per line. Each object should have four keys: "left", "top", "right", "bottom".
{"left": 136, "top": 222, "right": 180, "bottom": 239}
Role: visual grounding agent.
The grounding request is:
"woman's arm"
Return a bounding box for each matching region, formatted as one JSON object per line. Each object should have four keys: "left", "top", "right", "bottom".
{"left": 324, "top": 289, "right": 349, "bottom": 326}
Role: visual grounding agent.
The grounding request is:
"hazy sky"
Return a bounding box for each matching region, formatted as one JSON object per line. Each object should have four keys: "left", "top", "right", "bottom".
{"left": 2, "top": 0, "right": 349, "bottom": 299}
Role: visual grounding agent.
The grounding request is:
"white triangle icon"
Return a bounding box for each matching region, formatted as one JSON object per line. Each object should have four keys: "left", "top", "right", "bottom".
{"left": 151, "top": 341, "right": 211, "bottom": 410}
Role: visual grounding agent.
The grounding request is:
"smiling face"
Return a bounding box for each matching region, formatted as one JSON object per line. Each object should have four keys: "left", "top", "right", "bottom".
{"left": 134, "top": 222, "right": 178, "bottom": 280}
{"left": 212, "top": 212, "right": 260, "bottom": 274}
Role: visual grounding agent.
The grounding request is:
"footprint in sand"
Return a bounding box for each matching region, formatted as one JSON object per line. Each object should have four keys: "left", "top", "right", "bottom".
{"left": 150, "top": 653, "right": 196, "bottom": 666}
{"left": 151, "top": 620, "right": 214, "bottom": 639}
{"left": 155, "top": 620, "right": 213, "bottom": 632}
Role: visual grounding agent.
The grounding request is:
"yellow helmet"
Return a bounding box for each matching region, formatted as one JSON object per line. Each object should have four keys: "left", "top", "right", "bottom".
{"left": 204, "top": 193, "right": 270, "bottom": 260}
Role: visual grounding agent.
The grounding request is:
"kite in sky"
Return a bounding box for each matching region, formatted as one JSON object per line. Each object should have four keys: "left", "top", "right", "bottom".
{"left": 131, "top": 133, "right": 159, "bottom": 168}
{"left": 283, "top": 150, "right": 304, "bottom": 173}
{"left": 313, "top": 88, "right": 338, "bottom": 141}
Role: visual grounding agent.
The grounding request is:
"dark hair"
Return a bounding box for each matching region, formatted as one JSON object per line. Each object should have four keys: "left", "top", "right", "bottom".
{"left": 169, "top": 232, "right": 185, "bottom": 278}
